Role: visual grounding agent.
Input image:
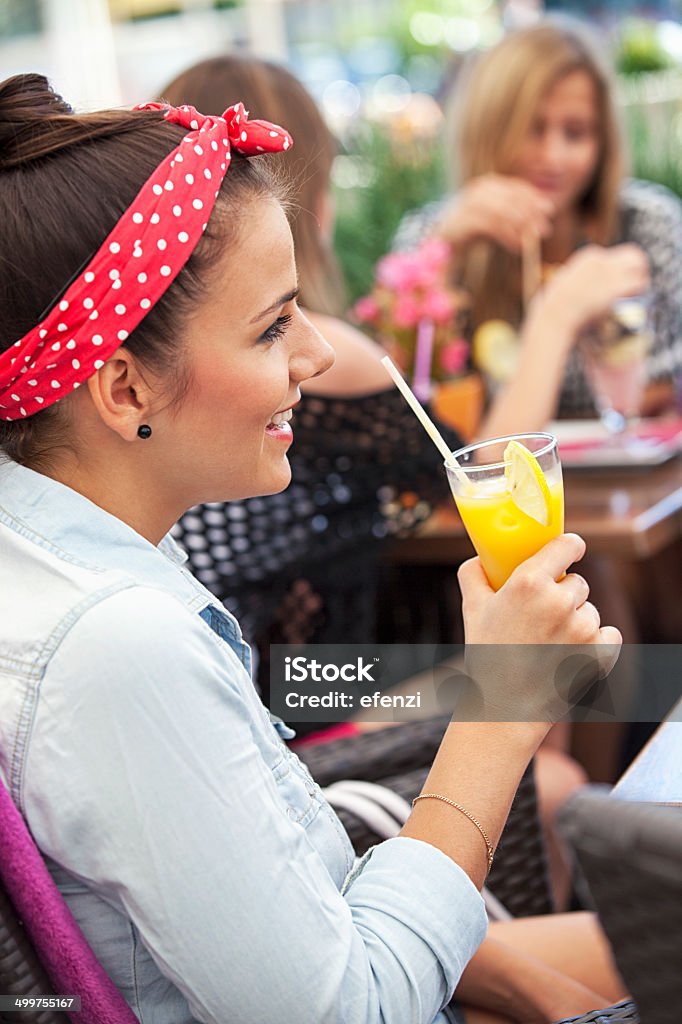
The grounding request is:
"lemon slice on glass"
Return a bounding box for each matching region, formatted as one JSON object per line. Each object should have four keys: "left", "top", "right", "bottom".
{"left": 472, "top": 320, "right": 519, "bottom": 383}
{"left": 504, "top": 440, "right": 552, "bottom": 526}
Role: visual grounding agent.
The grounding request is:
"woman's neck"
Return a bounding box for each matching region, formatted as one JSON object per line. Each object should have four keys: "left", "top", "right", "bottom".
{"left": 40, "top": 447, "right": 180, "bottom": 547}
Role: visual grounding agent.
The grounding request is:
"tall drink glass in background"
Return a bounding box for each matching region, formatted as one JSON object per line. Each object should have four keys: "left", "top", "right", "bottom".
{"left": 580, "top": 296, "right": 652, "bottom": 435}
{"left": 446, "top": 433, "right": 564, "bottom": 591}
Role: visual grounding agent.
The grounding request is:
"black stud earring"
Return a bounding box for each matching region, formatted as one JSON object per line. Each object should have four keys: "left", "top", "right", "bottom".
{"left": 137, "top": 424, "right": 152, "bottom": 440}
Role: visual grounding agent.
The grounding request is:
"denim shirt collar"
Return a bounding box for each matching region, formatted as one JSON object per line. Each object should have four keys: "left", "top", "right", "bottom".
{"left": 0, "top": 457, "right": 185, "bottom": 563}
{"left": 0, "top": 458, "right": 247, "bottom": 644}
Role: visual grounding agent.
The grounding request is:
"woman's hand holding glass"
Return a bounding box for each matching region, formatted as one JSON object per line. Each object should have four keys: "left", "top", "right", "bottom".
{"left": 437, "top": 173, "right": 555, "bottom": 253}
{"left": 456, "top": 533, "right": 622, "bottom": 725}
{"left": 537, "top": 243, "right": 651, "bottom": 338}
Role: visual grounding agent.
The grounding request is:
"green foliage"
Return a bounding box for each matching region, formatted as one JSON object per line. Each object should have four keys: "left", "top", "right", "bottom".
{"left": 333, "top": 123, "right": 446, "bottom": 304}
{"left": 615, "top": 20, "right": 672, "bottom": 76}
{"left": 622, "top": 72, "right": 682, "bottom": 199}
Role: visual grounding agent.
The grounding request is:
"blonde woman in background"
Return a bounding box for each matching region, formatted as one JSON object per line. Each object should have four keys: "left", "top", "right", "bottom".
{"left": 396, "top": 18, "right": 681, "bottom": 436}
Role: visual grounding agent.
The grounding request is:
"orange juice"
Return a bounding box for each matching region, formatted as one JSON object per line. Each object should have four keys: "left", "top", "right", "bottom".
{"left": 454, "top": 474, "right": 564, "bottom": 591}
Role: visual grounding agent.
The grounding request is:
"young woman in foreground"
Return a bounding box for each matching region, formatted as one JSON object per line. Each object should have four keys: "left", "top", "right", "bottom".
{"left": 0, "top": 74, "right": 624, "bottom": 1023}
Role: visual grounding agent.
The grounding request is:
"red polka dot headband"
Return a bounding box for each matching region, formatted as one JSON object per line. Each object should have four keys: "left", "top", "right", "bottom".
{"left": 0, "top": 101, "right": 292, "bottom": 421}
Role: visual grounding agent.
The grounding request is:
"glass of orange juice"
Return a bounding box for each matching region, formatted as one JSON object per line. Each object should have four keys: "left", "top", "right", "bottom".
{"left": 446, "top": 432, "right": 564, "bottom": 591}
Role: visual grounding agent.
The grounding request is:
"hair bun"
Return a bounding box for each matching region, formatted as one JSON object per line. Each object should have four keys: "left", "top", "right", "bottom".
{"left": 0, "top": 73, "right": 73, "bottom": 171}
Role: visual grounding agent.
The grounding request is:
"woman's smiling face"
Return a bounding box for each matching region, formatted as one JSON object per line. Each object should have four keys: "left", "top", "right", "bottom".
{"left": 159, "top": 197, "right": 334, "bottom": 507}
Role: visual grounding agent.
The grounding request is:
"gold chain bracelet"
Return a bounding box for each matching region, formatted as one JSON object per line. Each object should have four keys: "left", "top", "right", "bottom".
{"left": 412, "top": 793, "right": 495, "bottom": 874}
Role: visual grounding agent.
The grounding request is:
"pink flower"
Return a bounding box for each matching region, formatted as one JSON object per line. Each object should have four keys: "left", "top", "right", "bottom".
{"left": 406, "top": 238, "right": 452, "bottom": 290}
{"left": 393, "top": 295, "right": 422, "bottom": 328}
{"left": 377, "top": 251, "right": 423, "bottom": 291}
{"left": 439, "top": 338, "right": 469, "bottom": 376}
{"left": 353, "top": 296, "right": 381, "bottom": 324}
{"left": 419, "top": 238, "right": 451, "bottom": 274}
{"left": 421, "top": 289, "right": 455, "bottom": 324}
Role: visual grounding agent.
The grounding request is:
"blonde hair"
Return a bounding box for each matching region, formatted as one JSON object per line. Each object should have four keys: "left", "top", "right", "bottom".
{"left": 447, "top": 19, "right": 625, "bottom": 329}
{"left": 160, "top": 55, "right": 346, "bottom": 316}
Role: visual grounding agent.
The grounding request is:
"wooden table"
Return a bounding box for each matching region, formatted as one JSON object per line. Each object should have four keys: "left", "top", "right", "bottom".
{"left": 388, "top": 454, "right": 682, "bottom": 565}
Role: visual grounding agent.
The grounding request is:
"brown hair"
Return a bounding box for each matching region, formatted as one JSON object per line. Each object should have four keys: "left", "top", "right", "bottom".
{"left": 0, "top": 73, "right": 283, "bottom": 470}
{"left": 447, "top": 19, "right": 625, "bottom": 329}
{"left": 159, "top": 55, "right": 345, "bottom": 316}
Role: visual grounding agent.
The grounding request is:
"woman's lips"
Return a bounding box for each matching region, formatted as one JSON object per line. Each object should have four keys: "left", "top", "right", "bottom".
{"left": 265, "top": 401, "right": 296, "bottom": 441}
{"left": 530, "top": 176, "right": 563, "bottom": 194}
{"left": 264, "top": 420, "right": 293, "bottom": 441}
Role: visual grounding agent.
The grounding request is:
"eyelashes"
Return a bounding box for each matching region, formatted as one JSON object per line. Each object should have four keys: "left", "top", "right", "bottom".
{"left": 259, "top": 313, "right": 293, "bottom": 344}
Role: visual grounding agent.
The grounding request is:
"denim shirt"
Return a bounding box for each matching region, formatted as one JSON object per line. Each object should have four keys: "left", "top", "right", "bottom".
{"left": 0, "top": 459, "right": 486, "bottom": 1024}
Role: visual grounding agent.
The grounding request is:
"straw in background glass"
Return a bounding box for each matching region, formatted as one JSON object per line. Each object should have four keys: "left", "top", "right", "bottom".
{"left": 522, "top": 231, "right": 542, "bottom": 313}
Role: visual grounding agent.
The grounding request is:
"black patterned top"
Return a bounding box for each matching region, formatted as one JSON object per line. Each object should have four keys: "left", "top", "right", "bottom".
{"left": 394, "top": 179, "right": 682, "bottom": 417}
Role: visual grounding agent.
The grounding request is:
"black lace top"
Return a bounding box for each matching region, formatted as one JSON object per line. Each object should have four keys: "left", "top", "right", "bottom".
{"left": 172, "top": 388, "right": 461, "bottom": 724}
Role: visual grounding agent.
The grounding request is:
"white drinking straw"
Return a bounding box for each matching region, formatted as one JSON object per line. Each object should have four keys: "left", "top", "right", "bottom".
{"left": 381, "top": 354, "right": 456, "bottom": 466}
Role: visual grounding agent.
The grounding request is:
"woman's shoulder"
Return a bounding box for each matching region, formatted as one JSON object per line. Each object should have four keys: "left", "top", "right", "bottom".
{"left": 619, "top": 178, "right": 682, "bottom": 234}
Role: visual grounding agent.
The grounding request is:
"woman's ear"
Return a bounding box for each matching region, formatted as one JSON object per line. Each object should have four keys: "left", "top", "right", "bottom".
{"left": 86, "top": 350, "right": 157, "bottom": 442}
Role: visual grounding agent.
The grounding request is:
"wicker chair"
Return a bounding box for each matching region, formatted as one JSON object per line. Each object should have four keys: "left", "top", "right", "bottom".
{"left": 560, "top": 788, "right": 682, "bottom": 1024}
{"left": 555, "top": 1001, "right": 639, "bottom": 1023}
{"left": 0, "top": 880, "right": 63, "bottom": 1024}
{"left": 0, "top": 775, "right": 137, "bottom": 1024}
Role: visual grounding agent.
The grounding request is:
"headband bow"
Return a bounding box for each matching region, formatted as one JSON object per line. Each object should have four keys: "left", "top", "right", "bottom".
{"left": 0, "top": 102, "right": 292, "bottom": 421}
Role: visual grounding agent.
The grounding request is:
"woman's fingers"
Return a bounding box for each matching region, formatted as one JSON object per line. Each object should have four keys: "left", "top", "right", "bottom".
{"left": 595, "top": 626, "right": 623, "bottom": 677}
{"left": 463, "top": 175, "right": 554, "bottom": 251}
{"left": 457, "top": 555, "right": 494, "bottom": 610}
{"left": 558, "top": 572, "right": 590, "bottom": 609}
{"left": 575, "top": 598, "right": 601, "bottom": 637}
{"left": 489, "top": 192, "right": 552, "bottom": 249}
{"left": 509, "top": 532, "right": 587, "bottom": 585}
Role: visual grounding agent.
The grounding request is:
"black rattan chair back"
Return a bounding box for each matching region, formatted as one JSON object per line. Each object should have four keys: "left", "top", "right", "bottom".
{"left": 560, "top": 788, "right": 682, "bottom": 1024}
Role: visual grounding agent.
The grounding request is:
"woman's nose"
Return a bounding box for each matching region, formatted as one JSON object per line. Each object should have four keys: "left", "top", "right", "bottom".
{"left": 538, "top": 129, "right": 567, "bottom": 169}
{"left": 291, "top": 313, "right": 335, "bottom": 382}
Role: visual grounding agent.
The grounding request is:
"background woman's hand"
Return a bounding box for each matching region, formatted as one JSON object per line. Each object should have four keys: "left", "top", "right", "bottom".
{"left": 538, "top": 243, "right": 650, "bottom": 339}
{"left": 457, "top": 534, "right": 622, "bottom": 723}
{"left": 437, "top": 173, "right": 554, "bottom": 252}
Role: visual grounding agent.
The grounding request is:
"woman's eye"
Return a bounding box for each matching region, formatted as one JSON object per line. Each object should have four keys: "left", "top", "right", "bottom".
{"left": 259, "top": 313, "right": 293, "bottom": 344}
{"left": 564, "top": 123, "right": 593, "bottom": 142}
